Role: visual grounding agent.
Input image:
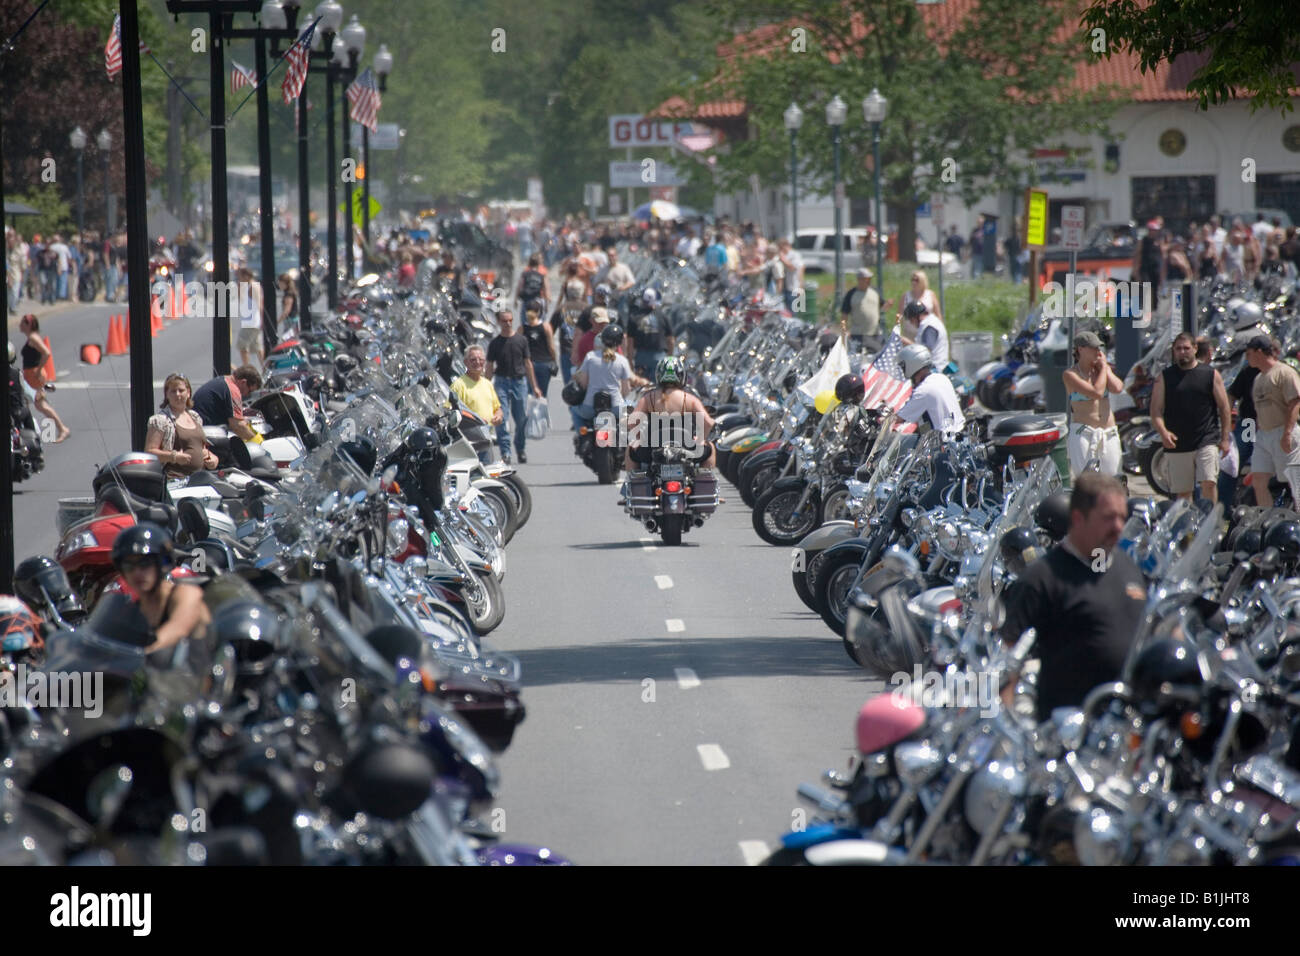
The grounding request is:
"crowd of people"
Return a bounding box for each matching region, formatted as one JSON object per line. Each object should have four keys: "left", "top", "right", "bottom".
{"left": 5, "top": 227, "right": 130, "bottom": 312}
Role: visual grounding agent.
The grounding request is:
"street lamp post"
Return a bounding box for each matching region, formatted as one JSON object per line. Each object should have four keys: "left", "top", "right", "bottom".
{"left": 340, "top": 15, "right": 365, "bottom": 281}
{"left": 315, "top": 4, "right": 345, "bottom": 310}
{"left": 369, "top": 43, "right": 393, "bottom": 252}
{"left": 70, "top": 126, "right": 86, "bottom": 238}
{"left": 862, "top": 88, "right": 887, "bottom": 311}
{"left": 96, "top": 129, "right": 112, "bottom": 234}
{"left": 826, "top": 95, "right": 847, "bottom": 311}
{"left": 783, "top": 103, "right": 802, "bottom": 247}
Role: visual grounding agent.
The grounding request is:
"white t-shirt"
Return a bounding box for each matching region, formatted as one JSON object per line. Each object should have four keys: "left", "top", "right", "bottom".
{"left": 240, "top": 285, "right": 262, "bottom": 329}
{"left": 1252, "top": 220, "right": 1274, "bottom": 244}
{"left": 1212, "top": 227, "right": 1227, "bottom": 257}
{"left": 602, "top": 262, "right": 635, "bottom": 290}
{"left": 898, "top": 372, "right": 963, "bottom": 437}
{"left": 579, "top": 351, "right": 631, "bottom": 405}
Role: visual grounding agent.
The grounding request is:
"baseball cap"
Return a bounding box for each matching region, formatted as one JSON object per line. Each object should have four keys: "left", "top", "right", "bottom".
{"left": 1073, "top": 331, "right": 1103, "bottom": 349}
{"left": 591, "top": 306, "right": 611, "bottom": 324}
{"left": 857, "top": 267, "right": 874, "bottom": 278}
{"left": 1245, "top": 334, "right": 1273, "bottom": 353}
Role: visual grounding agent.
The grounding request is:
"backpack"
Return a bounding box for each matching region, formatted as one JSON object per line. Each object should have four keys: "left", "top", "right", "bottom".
{"left": 521, "top": 270, "right": 544, "bottom": 299}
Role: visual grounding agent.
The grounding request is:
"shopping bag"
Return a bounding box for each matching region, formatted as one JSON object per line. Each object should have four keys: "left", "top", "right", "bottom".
{"left": 526, "top": 396, "right": 549, "bottom": 440}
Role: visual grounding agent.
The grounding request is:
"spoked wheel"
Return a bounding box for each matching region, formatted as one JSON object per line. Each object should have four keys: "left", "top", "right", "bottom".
{"left": 792, "top": 548, "right": 828, "bottom": 612}
{"left": 465, "top": 571, "right": 505, "bottom": 635}
{"left": 742, "top": 462, "right": 783, "bottom": 509}
{"left": 478, "top": 488, "right": 518, "bottom": 545}
{"left": 1139, "top": 444, "right": 1173, "bottom": 497}
{"left": 753, "top": 483, "right": 820, "bottom": 545}
{"left": 660, "top": 513, "right": 685, "bottom": 546}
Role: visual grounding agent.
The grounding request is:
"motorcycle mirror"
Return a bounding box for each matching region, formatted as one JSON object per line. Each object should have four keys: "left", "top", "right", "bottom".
{"left": 86, "top": 764, "right": 133, "bottom": 830}
{"left": 351, "top": 488, "right": 369, "bottom": 506}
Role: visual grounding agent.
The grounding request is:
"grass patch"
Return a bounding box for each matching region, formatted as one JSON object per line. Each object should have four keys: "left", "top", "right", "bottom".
{"left": 802, "top": 264, "right": 1030, "bottom": 338}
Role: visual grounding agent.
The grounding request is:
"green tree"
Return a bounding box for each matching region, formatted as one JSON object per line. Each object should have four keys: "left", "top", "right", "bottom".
{"left": 1081, "top": 0, "right": 1300, "bottom": 114}
{"left": 674, "top": 0, "right": 1124, "bottom": 260}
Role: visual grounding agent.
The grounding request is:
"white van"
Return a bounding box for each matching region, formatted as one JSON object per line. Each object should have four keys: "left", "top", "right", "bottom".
{"left": 795, "top": 228, "right": 962, "bottom": 276}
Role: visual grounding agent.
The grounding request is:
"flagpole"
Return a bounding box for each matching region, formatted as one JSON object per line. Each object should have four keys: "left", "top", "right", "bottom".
{"left": 210, "top": 11, "right": 232, "bottom": 375}
{"left": 298, "top": 89, "right": 311, "bottom": 328}
{"left": 255, "top": 31, "right": 277, "bottom": 349}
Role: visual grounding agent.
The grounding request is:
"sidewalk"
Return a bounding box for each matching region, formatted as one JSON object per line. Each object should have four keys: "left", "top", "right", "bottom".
{"left": 7, "top": 295, "right": 115, "bottom": 329}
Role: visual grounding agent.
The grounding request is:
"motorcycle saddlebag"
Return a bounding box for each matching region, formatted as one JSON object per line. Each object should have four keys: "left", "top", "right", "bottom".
{"left": 988, "top": 414, "right": 1061, "bottom": 467}
{"left": 627, "top": 475, "right": 656, "bottom": 513}
{"left": 92, "top": 452, "right": 168, "bottom": 502}
{"left": 688, "top": 471, "right": 719, "bottom": 514}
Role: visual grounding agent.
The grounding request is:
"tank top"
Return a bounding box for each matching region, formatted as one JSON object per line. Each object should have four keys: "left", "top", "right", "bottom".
{"left": 170, "top": 412, "right": 208, "bottom": 476}
{"left": 21, "top": 341, "right": 41, "bottom": 370}
{"left": 522, "top": 323, "right": 553, "bottom": 364}
{"left": 1161, "top": 363, "right": 1219, "bottom": 453}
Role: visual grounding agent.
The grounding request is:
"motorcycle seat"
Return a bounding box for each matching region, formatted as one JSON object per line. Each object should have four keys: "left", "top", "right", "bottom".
{"left": 97, "top": 484, "right": 178, "bottom": 533}
{"left": 185, "top": 471, "right": 242, "bottom": 499}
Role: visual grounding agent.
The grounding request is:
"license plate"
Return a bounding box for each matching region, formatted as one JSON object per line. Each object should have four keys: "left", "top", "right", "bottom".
{"left": 659, "top": 464, "right": 685, "bottom": 479}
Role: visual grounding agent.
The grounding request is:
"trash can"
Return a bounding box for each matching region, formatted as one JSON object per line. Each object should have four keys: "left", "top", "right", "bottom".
{"left": 801, "top": 281, "right": 818, "bottom": 321}
{"left": 1038, "top": 319, "right": 1070, "bottom": 414}
{"left": 949, "top": 332, "right": 994, "bottom": 378}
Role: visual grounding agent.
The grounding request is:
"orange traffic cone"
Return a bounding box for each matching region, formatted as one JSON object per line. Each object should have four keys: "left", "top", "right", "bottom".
{"left": 105, "top": 315, "right": 125, "bottom": 355}
{"left": 42, "top": 337, "right": 55, "bottom": 381}
{"left": 150, "top": 297, "right": 163, "bottom": 336}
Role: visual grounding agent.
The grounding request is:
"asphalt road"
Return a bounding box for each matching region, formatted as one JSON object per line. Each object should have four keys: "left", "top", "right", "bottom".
{"left": 8, "top": 297, "right": 877, "bottom": 865}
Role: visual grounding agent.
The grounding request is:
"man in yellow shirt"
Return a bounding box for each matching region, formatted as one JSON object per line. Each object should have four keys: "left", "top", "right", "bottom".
{"left": 451, "top": 345, "right": 504, "bottom": 463}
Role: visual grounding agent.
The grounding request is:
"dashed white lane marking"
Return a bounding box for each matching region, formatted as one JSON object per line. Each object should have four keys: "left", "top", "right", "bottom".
{"left": 739, "top": 841, "right": 770, "bottom": 866}
{"left": 640, "top": 537, "right": 658, "bottom": 552}
{"left": 655, "top": 575, "right": 673, "bottom": 590}
{"left": 665, "top": 618, "right": 685, "bottom": 632}
{"left": 674, "top": 667, "right": 700, "bottom": 689}
{"left": 696, "top": 744, "right": 730, "bottom": 771}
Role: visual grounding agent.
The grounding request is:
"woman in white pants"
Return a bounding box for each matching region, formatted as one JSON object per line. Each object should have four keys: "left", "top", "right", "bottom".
{"left": 1063, "top": 331, "right": 1124, "bottom": 477}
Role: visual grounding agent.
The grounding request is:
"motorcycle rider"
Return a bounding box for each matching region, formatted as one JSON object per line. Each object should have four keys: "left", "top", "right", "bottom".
{"left": 626, "top": 288, "right": 675, "bottom": 379}
{"left": 624, "top": 355, "right": 715, "bottom": 473}
{"left": 571, "top": 324, "right": 650, "bottom": 433}
{"left": 193, "top": 366, "right": 264, "bottom": 444}
{"left": 896, "top": 344, "right": 964, "bottom": 437}
{"left": 111, "top": 522, "right": 210, "bottom": 657}
{"left": 898, "top": 299, "right": 949, "bottom": 371}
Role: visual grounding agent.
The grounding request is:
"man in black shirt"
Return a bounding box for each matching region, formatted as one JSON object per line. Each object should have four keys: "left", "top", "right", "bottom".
{"left": 1150, "top": 331, "right": 1232, "bottom": 503}
{"left": 485, "top": 309, "right": 542, "bottom": 464}
{"left": 1003, "top": 472, "right": 1146, "bottom": 721}
{"left": 192, "top": 366, "right": 263, "bottom": 443}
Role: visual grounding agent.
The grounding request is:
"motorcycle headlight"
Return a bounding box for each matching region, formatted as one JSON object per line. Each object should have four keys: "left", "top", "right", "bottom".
{"left": 913, "top": 513, "right": 934, "bottom": 538}
{"left": 964, "top": 761, "right": 1028, "bottom": 836}
{"left": 60, "top": 531, "right": 97, "bottom": 557}
{"left": 386, "top": 518, "right": 410, "bottom": 557}
{"left": 1074, "top": 806, "right": 1132, "bottom": 867}
{"left": 937, "top": 521, "right": 961, "bottom": 555}
{"left": 899, "top": 506, "right": 919, "bottom": 529}
{"left": 894, "top": 741, "right": 944, "bottom": 788}
{"left": 403, "top": 555, "right": 429, "bottom": 577}
{"left": 847, "top": 479, "right": 870, "bottom": 499}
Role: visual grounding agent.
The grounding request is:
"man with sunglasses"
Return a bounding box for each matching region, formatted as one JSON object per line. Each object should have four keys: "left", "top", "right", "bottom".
{"left": 486, "top": 308, "right": 543, "bottom": 464}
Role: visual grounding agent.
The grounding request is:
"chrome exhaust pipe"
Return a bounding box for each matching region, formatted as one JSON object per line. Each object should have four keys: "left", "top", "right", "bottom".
{"left": 644, "top": 518, "right": 658, "bottom": 533}
{"left": 693, "top": 516, "right": 705, "bottom": 527}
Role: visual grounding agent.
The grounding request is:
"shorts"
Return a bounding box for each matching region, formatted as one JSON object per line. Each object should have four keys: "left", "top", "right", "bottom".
{"left": 1166, "top": 445, "right": 1219, "bottom": 494}
{"left": 1067, "top": 423, "right": 1121, "bottom": 478}
{"left": 1251, "top": 425, "right": 1300, "bottom": 477}
{"left": 236, "top": 326, "right": 263, "bottom": 352}
{"left": 21, "top": 367, "right": 47, "bottom": 392}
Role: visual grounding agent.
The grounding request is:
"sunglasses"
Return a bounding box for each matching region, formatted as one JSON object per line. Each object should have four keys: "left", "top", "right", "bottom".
{"left": 119, "top": 556, "right": 159, "bottom": 571}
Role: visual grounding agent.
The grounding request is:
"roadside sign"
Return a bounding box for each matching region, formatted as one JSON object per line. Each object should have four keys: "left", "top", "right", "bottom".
{"left": 583, "top": 183, "right": 605, "bottom": 208}
{"left": 609, "top": 193, "right": 622, "bottom": 215}
{"left": 931, "top": 194, "right": 945, "bottom": 227}
{"left": 351, "top": 123, "right": 401, "bottom": 150}
{"left": 1061, "top": 205, "right": 1085, "bottom": 250}
{"left": 339, "top": 194, "right": 382, "bottom": 220}
{"left": 1024, "top": 189, "right": 1049, "bottom": 247}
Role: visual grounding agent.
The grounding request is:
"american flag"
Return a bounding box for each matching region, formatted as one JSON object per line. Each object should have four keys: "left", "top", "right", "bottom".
{"left": 105, "top": 14, "right": 151, "bottom": 80}
{"left": 861, "top": 330, "right": 914, "bottom": 412}
{"left": 281, "top": 21, "right": 317, "bottom": 105}
{"left": 346, "top": 68, "right": 381, "bottom": 133}
{"left": 231, "top": 61, "right": 258, "bottom": 94}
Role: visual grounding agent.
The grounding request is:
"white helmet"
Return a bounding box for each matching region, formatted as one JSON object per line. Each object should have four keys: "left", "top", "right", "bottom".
{"left": 7, "top": 341, "right": 14, "bottom": 365}
{"left": 899, "top": 344, "right": 933, "bottom": 379}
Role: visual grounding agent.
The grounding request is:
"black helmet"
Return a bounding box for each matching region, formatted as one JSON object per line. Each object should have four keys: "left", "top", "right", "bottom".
{"left": 835, "top": 373, "right": 866, "bottom": 406}
{"left": 405, "top": 427, "right": 442, "bottom": 459}
{"left": 1034, "top": 491, "right": 1071, "bottom": 541}
{"left": 1264, "top": 520, "right": 1300, "bottom": 561}
{"left": 110, "top": 522, "right": 175, "bottom": 571}
{"left": 338, "top": 438, "right": 376, "bottom": 476}
{"left": 14, "top": 555, "right": 84, "bottom": 623}
{"left": 211, "top": 600, "right": 284, "bottom": 676}
{"left": 334, "top": 354, "right": 359, "bottom": 376}
{"left": 1233, "top": 527, "right": 1264, "bottom": 557}
{"left": 999, "top": 526, "right": 1043, "bottom": 574}
{"left": 903, "top": 300, "right": 929, "bottom": 321}
{"left": 600, "top": 324, "right": 625, "bottom": 348}
{"left": 1131, "top": 639, "right": 1203, "bottom": 714}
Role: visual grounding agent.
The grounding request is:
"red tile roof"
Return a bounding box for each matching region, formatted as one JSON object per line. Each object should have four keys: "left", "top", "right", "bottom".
{"left": 660, "top": 0, "right": 1289, "bottom": 123}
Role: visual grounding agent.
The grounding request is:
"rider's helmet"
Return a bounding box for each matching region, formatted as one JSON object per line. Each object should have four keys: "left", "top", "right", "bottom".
{"left": 110, "top": 523, "right": 175, "bottom": 588}
{"left": 1131, "top": 638, "right": 1203, "bottom": 715}
{"left": 405, "top": 427, "right": 443, "bottom": 462}
{"left": 999, "top": 526, "right": 1043, "bottom": 574}
{"left": 600, "top": 324, "right": 625, "bottom": 349}
{"left": 210, "top": 600, "right": 284, "bottom": 677}
{"left": 1233, "top": 300, "right": 1264, "bottom": 330}
{"left": 655, "top": 356, "right": 685, "bottom": 387}
{"left": 594, "top": 283, "right": 612, "bottom": 302}
{"left": 903, "top": 300, "right": 929, "bottom": 321}
{"left": 641, "top": 288, "right": 660, "bottom": 308}
{"left": 1034, "top": 491, "right": 1072, "bottom": 541}
{"left": 0, "top": 595, "right": 44, "bottom": 661}
{"left": 1265, "top": 520, "right": 1300, "bottom": 561}
{"left": 834, "top": 372, "right": 866, "bottom": 406}
{"left": 899, "top": 344, "right": 933, "bottom": 380}
{"left": 14, "top": 555, "right": 85, "bottom": 623}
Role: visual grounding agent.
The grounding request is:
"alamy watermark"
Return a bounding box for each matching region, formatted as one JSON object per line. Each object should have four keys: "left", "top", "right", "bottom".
{"left": 0, "top": 664, "right": 103, "bottom": 718}
{"left": 1040, "top": 276, "right": 1153, "bottom": 329}
{"left": 149, "top": 278, "right": 258, "bottom": 320}
{"left": 593, "top": 408, "right": 710, "bottom": 457}
{"left": 887, "top": 664, "right": 1001, "bottom": 718}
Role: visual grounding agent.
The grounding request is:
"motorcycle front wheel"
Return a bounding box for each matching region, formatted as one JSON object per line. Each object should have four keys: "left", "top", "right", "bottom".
{"left": 465, "top": 571, "right": 505, "bottom": 635}
{"left": 753, "top": 481, "right": 821, "bottom": 546}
